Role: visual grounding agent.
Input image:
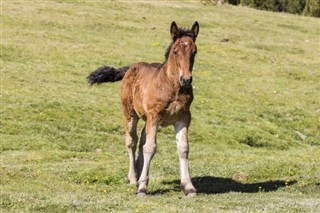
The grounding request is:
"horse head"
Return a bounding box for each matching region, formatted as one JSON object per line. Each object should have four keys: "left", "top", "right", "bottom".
{"left": 169, "top": 21, "right": 199, "bottom": 87}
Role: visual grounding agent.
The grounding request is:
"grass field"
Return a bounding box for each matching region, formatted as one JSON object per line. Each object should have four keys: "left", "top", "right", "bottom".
{"left": 1, "top": 0, "right": 320, "bottom": 212}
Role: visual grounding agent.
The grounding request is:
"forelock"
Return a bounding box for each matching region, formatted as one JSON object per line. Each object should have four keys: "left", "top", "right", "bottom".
{"left": 173, "top": 27, "right": 196, "bottom": 41}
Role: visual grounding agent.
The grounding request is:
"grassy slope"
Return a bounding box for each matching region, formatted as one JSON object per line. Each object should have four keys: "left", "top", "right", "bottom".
{"left": 1, "top": 0, "right": 320, "bottom": 212}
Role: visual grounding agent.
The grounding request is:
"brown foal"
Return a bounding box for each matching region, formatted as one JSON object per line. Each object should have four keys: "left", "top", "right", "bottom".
{"left": 88, "top": 21, "right": 199, "bottom": 196}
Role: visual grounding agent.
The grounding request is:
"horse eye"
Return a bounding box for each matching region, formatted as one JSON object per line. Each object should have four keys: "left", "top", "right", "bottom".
{"left": 174, "top": 49, "right": 178, "bottom": 55}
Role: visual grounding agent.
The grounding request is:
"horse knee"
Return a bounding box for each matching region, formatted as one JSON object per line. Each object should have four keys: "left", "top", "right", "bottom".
{"left": 143, "top": 144, "right": 157, "bottom": 154}
{"left": 126, "top": 134, "right": 138, "bottom": 150}
{"left": 126, "top": 141, "right": 136, "bottom": 150}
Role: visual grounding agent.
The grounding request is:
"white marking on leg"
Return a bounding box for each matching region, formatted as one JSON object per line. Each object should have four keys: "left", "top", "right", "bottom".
{"left": 175, "top": 117, "right": 196, "bottom": 195}
{"left": 175, "top": 122, "right": 190, "bottom": 181}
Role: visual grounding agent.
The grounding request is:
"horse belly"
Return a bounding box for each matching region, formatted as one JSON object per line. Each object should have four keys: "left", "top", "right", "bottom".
{"left": 160, "top": 113, "right": 181, "bottom": 127}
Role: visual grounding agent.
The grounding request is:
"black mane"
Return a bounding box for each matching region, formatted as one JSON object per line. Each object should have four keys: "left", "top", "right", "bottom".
{"left": 164, "top": 27, "right": 197, "bottom": 63}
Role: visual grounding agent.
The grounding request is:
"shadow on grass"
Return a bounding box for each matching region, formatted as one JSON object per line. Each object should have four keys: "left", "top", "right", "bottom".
{"left": 150, "top": 176, "right": 297, "bottom": 195}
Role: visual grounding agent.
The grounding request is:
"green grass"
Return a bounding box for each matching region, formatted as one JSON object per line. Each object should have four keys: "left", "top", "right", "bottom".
{"left": 1, "top": 0, "right": 320, "bottom": 212}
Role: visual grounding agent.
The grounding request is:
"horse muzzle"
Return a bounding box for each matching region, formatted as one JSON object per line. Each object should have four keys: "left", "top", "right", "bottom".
{"left": 179, "top": 76, "right": 193, "bottom": 87}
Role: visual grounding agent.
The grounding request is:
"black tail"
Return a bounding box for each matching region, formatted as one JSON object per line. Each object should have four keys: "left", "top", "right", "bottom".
{"left": 87, "top": 65, "right": 130, "bottom": 85}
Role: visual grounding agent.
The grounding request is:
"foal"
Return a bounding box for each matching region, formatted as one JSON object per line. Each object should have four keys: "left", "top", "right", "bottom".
{"left": 88, "top": 21, "right": 199, "bottom": 196}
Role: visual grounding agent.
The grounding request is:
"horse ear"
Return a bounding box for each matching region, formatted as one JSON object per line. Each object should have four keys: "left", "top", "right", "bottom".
{"left": 191, "top": 21, "right": 199, "bottom": 38}
{"left": 170, "top": 21, "right": 179, "bottom": 40}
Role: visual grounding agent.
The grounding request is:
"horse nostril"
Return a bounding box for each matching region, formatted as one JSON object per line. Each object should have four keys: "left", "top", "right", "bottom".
{"left": 179, "top": 76, "right": 192, "bottom": 87}
{"left": 185, "top": 76, "right": 192, "bottom": 84}
{"left": 179, "top": 76, "right": 183, "bottom": 83}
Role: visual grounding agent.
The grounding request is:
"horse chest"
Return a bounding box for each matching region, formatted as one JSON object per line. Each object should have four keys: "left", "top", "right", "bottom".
{"left": 166, "top": 97, "right": 189, "bottom": 114}
{"left": 154, "top": 95, "right": 190, "bottom": 126}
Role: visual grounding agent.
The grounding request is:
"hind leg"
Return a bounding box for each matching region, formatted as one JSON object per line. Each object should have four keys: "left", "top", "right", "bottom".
{"left": 136, "top": 125, "right": 146, "bottom": 179}
{"left": 125, "top": 114, "right": 139, "bottom": 184}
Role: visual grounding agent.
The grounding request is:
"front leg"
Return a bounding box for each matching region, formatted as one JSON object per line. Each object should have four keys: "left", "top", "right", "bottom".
{"left": 136, "top": 118, "right": 158, "bottom": 196}
{"left": 174, "top": 111, "right": 197, "bottom": 196}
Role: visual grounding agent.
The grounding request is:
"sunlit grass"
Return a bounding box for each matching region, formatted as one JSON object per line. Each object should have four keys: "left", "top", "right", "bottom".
{"left": 1, "top": 0, "right": 320, "bottom": 212}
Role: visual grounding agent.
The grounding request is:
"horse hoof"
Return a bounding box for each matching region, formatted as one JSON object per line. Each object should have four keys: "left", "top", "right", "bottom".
{"left": 186, "top": 191, "right": 197, "bottom": 197}
{"left": 136, "top": 191, "right": 147, "bottom": 197}
{"left": 185, "top": 188, "right": 197, "bottom": 197}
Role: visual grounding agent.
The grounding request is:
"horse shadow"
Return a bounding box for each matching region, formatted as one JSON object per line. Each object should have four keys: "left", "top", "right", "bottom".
{"left": 150, "top": 176, "right": 297, "bottom": 195}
